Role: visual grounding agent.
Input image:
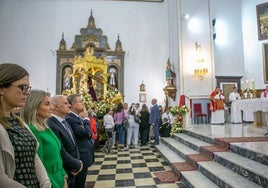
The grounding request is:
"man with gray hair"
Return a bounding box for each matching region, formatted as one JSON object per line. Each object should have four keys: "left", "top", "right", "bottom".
{"left": 149, "top": 98, "right": 160, "bottom": 145}
{"left": 47, "top": 95, "right": 83, "bottom": 188}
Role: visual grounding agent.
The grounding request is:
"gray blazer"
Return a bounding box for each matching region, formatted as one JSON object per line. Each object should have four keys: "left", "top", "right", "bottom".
{"left": 0, "top": 123, "right": 51, "bottom": 188}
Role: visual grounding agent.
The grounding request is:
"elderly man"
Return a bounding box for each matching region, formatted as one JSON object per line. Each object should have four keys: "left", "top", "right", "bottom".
{"left": 149, "top": 98, "right": 160, "bottom": 145}
{"left": 47, "top": 95, "right": 83, "bottom": 188}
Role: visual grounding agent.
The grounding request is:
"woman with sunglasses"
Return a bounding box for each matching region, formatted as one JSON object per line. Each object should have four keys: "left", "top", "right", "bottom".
{"left": 0, "top": 63, "right": 51, "bottom": 188}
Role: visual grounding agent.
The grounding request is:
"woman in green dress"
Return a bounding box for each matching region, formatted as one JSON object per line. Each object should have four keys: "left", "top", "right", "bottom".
{"left": 21, "top": 90, "right": 67, "bottom": 188}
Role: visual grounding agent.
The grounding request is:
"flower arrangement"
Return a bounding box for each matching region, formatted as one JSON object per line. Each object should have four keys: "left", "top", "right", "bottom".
{"left": 170, "top": 105, "right": 190, "bottom": 134}
{"left": 179, "top": 105, "right": 190, "bottom": 116}
{"left": 82, "top": 89, "right": 123, "bottom": 143}
{"left": 82, "top": 89, "right": 122, "bottom": 117}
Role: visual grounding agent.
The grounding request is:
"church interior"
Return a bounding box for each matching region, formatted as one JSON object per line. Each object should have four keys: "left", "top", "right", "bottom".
{"left": 0, "top": 0, "right": 268, "bottom": 187}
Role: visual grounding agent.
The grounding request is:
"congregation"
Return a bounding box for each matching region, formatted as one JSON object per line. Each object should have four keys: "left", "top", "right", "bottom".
{"left": 0, "top": 63, "right": 175, "bottom": 188}
{"left": 2, "top": 63, "right": 266, "bottom": 188}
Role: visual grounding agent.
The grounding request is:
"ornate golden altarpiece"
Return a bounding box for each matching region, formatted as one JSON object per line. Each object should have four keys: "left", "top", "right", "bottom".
{"left": 56, "top": 11, "right": 125, "bottom": 100}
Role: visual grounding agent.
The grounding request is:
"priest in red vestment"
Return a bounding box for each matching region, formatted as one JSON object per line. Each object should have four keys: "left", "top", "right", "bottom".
{"left": 209, "top": 86, "right": 225, "bottom": 124}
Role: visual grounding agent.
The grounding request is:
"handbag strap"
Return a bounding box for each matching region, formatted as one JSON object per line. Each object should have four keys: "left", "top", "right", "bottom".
{"left": 123, "top": 110, "right": 127, "bottom": 120}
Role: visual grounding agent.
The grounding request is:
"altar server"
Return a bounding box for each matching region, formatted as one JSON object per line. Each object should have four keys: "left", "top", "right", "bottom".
{"left": 229, "top": 87, "right": 242, "bottom": 123}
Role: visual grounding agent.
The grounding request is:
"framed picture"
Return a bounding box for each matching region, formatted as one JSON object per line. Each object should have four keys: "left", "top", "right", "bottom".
{"left": 256, "top": 2, "right": 268, "bottom": 40}
{"left": 263, "top": 43, "right": 268, "bottom": 83}
{"left": 220, "top": 82, "right": 237, "bottom": 103}
{"left": 139, "top": 93, "right": 146, "bottom": 102}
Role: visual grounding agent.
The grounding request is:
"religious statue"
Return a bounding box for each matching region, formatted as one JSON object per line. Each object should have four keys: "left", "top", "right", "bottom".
{"left": 62, "top": 67, "right": 73, "bottom": 90}
{"left": 165, "top": 58, "right": 176, "bottom": 86}
{"left": 163, "top": 58, "right": 177, "bottom": 106}
{"left": 108, "top": 69, "right": 117, "bottom": 87}
{"left": 89, "top": 45, "right": 95, "bottom": 55}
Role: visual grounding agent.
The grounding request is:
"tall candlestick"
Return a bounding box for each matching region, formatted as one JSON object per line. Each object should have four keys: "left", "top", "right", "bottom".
{"left": 241, "top": 81, "right": 244, "bottom": 92}
{"left": 252, "top": 79, "right": 255, "bottom": 90}
{"left": 246, "top": 80, "right": 249, "bottom": 91}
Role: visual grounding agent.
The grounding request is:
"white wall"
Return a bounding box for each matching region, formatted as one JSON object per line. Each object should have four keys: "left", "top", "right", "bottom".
{"left": 242, "top": 0, "right": 268, "bottom": 90}
{"left": 0, "top": 0, "right": 266, "bottom": 107}
{"left": 177, "top": 0, "right": 245, "bottom": 99}
{"left": 179, "top": 0, "right": 214, "bottom": 98}
{"left": 0, "top": 0, "right": 169, "bottom": 106}
{"left": 211, "top": 0, "right": 244, "bottom": 77}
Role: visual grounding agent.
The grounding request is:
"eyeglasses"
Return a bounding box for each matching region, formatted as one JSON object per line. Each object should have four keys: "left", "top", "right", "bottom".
{"left": 10, "top": 84, "right": 31, "bottom": 94}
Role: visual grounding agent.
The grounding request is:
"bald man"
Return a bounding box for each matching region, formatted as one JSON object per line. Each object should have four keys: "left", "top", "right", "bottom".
{"left": 46, "top": 95, "right": 83, "bottom": 188}
{"left": 149, "top": 98, "right": 160, "bottom": 145}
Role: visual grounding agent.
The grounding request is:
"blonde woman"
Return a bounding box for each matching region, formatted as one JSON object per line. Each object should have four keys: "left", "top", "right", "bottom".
{"left": 21, "top": 90, "right": 67, "bottom": 188}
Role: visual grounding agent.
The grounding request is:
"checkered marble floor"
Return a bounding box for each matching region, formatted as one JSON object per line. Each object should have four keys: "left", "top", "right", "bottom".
{"left": 86, "top": 145, "right": 181, "bottom": 188}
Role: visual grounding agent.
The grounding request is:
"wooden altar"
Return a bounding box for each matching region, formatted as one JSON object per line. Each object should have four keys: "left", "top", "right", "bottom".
{"left": 72, "top": 49, "right": 108, "bottom": 101}
{"left": 56, "top": 11, "right": 125, "bottom": 98}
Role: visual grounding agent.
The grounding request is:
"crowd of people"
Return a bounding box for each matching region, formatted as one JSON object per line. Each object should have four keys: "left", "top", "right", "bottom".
{"left": 3, "top": 63, "right": 267, "bottom": 188}
{"left": 102, "top": 99, "right": 174, "bottom": 152}
{"left": 0, "top": 63, "right": 175, "bottom": 188}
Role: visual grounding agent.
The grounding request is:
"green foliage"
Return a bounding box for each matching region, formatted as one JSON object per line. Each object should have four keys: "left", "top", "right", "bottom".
{"left": 82, "top": 89, "right": 122, "bottom": 117}
{"left": 82, "top": 89, "right": 123, "bottom": 142}
{"left": 170, "top": 105, "right": 190, "bottom": 134}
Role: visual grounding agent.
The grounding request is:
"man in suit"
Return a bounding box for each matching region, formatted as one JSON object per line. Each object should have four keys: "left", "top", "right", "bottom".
{"left": 47, "top": 95, "right": 83, "bottom": 188}
{"left": 149, "top": 98, "right": 160, "bottom": 145}
{"left": 66, "top": 94, "right": 94, "bottom": 188}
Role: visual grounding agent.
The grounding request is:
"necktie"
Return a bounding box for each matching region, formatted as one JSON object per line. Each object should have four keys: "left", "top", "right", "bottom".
{"left": 265, "top": 91, "right": 267, "bottom": 98}
{"left": 62, "top": 120, "right": 75, "bottom": 143}
{"left": 78, "top": 116, "right": 84, "bottom": 124}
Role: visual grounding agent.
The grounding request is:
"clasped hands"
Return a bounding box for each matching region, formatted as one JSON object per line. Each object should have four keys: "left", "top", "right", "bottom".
{"left": 71, "top": 160, "right": 83, "bottom": 176}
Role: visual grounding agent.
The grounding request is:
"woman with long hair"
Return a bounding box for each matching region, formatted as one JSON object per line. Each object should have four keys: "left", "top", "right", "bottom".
{"left": 126, "top": 104, "right": 140, "bottom": 149}
{"left": 0, "top": 63, "right": 51, "bottom": 188}
{"left": 114, "top": 102, "right": 128, "bottom": 150}
{"left": 21, "top": 90, "right": 67, "bottom": 188}
{"left": 139, "top": 104, "right": 150, "bottom": 146}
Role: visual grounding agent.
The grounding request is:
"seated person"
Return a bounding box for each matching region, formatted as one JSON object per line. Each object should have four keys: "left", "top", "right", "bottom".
{"left": 159, "top": 117, "right": 171, "bottom": 137}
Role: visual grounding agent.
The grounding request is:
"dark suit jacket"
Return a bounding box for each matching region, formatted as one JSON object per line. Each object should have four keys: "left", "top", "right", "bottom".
{"left": 46, "top": 116, "right": 81, "bottom": 174}
{"left": 65, "top": 113, "right": 94, "bottom": 168}
{"left": 149, "top": 104, "right": 160, "bottom": 125}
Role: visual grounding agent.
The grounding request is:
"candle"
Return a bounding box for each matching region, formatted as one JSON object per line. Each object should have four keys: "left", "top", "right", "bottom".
{"left": 241, "top": 81, "right": 244, "bottom": 92}
{"left": 246, "top": 80, "right": 249, "bottom": 91}
{"left": 252, "top": 79, "right": 255, "bottom": 90}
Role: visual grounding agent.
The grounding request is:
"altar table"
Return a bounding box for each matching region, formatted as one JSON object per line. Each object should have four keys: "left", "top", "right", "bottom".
{"left": 234, "top": 98, "right": 268, "bottom": 126}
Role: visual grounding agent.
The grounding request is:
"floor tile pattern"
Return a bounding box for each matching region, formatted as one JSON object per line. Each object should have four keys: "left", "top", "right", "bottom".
{"left": 86, "top": 146, "right": 181, "bottom": 188}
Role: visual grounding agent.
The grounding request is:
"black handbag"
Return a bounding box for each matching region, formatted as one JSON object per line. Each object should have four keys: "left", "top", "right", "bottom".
{"left": 122, "top": 118, "right": 129, "bottom": 128}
